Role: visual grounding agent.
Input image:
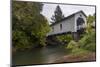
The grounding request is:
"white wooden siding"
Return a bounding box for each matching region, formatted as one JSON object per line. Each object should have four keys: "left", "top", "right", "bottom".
{"left": 48, "top": 16, "right": 75, "bottom": 35}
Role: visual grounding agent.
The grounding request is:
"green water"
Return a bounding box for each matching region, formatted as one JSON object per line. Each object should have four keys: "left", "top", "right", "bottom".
{"left": 12, "top": 46, "right": 69, "bottom": 65}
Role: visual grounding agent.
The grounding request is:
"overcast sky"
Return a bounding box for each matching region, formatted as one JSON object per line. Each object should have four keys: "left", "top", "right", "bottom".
{"left": 41, "top": 3, "right": 95, "bottom": 23}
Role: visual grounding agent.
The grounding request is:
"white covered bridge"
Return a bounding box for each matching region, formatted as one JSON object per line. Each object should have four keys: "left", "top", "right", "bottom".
{"left": 47, "top": 10, "right": 87, "bottom": 38}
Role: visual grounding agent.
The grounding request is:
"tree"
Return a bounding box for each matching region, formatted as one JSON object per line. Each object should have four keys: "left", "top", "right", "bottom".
{"left": 12, "top": 1, "right": 50, "bottom": 50}
{"left": 51, "top": 5, "right": 64, "bottom": 23}
{"left": 87, "top": 15, "right": 94, "bottom": 24}
{"left": 86, "top": 14, "right": 95, "bottom": 33}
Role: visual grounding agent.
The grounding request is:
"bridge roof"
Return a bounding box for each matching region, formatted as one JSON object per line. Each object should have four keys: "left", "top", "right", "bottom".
{"left": 50, "top": 10, "right": 87, "bottom": 26}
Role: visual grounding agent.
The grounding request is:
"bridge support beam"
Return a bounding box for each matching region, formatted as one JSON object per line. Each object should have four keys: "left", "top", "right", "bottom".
{"left": 72, "top": 32, "right": 80, "bottom": 41}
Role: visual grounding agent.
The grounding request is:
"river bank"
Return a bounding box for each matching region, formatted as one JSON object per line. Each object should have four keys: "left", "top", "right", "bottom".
{"left": 54, "top": 52, "right": 96, "bottom": 63}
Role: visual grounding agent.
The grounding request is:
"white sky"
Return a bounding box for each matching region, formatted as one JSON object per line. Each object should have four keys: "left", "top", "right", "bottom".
{"left": 41, "top": 3, "right": 95, "bottom": 23}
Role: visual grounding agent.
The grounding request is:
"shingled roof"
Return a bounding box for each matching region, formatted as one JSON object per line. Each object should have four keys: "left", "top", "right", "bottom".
{"left": 50, "top": 10, "right": 87, "bottom": 26}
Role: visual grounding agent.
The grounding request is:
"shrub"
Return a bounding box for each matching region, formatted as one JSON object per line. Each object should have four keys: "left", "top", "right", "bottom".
{"left": 56, "top": 34, "right": 73, "bottom": 43}
{"left": 71, "top": 48, "right": 89, "bottom": 56}
{"left": 78, "top": 31, "right": 96, "bottom": 52}
{"left": 85, "top": 42, "right": 96, "bottom": 52}
{"left": 78, "top": 34, "right": 90, "bottom": 47}
{"left": 66, "top": 40, "right": 78, "bottom": 49}
{"left": 67, "top": 30, "right": 96, "bottom": 52}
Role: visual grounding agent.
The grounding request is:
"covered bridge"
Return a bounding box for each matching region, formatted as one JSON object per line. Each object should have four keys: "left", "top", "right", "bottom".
{"left": 47, "top": 10, "right": 87, "bottom": 40}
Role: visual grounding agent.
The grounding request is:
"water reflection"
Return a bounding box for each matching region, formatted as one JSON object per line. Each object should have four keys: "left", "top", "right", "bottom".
{"left": 12, "top": 46, "right": 69, "bottom": 65}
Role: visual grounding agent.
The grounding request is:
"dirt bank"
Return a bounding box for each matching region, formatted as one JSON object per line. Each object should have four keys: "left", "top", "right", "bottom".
{"left": 54, "top": 52, "right": 96, "bottom": 63}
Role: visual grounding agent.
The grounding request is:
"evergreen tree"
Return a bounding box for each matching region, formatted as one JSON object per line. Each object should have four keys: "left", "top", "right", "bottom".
{"left": 51, "top": 5, "right": 64, "bottom": 23}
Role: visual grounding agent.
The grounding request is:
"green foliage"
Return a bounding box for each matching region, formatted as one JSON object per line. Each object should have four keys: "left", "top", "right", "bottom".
{"left": 51, "top": 5, "right": 64, "bottom": 23}
{"left": 12, "top": 1, "right": 50, "bottom": 50}
{"left": 86, "top": 14, "right": 95, "bottom": 33}
{"left": 67, "top": 28, "right": 96, "bottom": 52}
{"left": 71, "top": 48, "right": 89, "bottom": 56}
{"left": 12, "top": 30, "right": 31, "bottom": 50}
{"left": 87, "top": 15, "right": 94, "bottom": 24}
{"left": 56, "top": 34, "right": 73, "bottom": 43}
{"left": 85, "top": 42, "right": 96, "bottom": 52}
{"left": 67, "top": 31, "right": 96, "bottom": 52}
{"left": 79, "top": 31, "right": 96, "bottom": 52}
{"left": 66, "top": 40, "right": 78, "bottom": 50}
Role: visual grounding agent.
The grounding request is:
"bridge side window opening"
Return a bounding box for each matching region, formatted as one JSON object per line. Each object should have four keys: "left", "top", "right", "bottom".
{"left": 60, "top": 24, "right": 62, "bottom": 30}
